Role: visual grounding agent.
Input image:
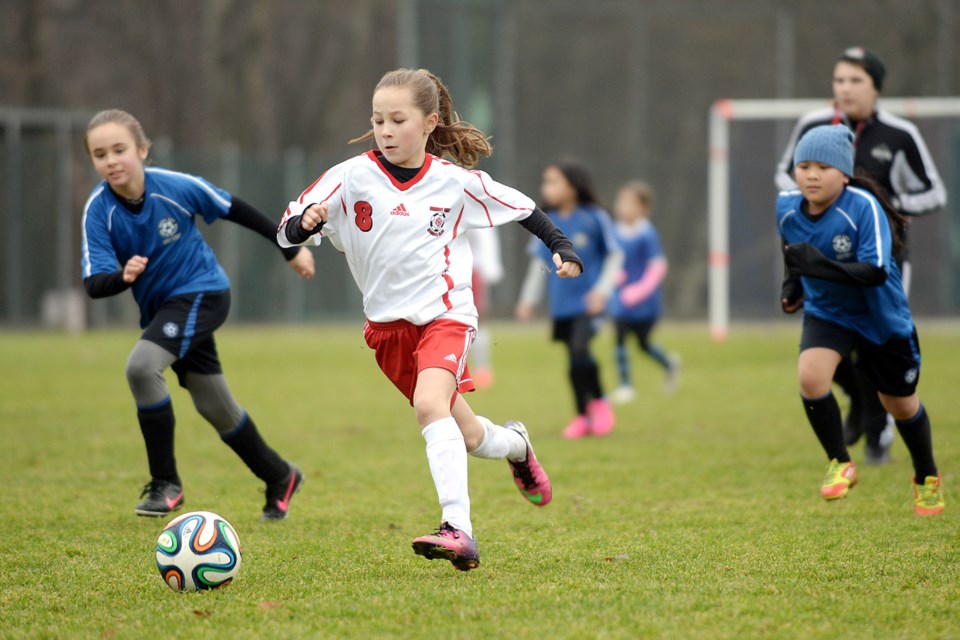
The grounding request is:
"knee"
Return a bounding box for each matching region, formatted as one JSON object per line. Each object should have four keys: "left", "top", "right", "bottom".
{"left": 880, "top": 394, "right": 920, "bottom": 421}
{"left": 797, "top": 366, "right": 831, "bottom": 399}
{"left": 413, "top": 393, "right": 450, "bottom": 427}
{"left": 125, "top": 355, "right": 162, "bottom": 388}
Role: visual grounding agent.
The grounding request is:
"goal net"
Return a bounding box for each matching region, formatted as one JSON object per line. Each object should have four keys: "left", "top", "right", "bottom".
{"left": 707, "top": 97, "right": 960, "bottom": 340}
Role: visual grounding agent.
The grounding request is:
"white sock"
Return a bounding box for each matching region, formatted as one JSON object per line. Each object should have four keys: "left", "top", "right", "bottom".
{"left": 469, "top": 416, "right": 528, "bottom": 462}
{"left": 422, "top": 417, "right": 472, "bottom": 537}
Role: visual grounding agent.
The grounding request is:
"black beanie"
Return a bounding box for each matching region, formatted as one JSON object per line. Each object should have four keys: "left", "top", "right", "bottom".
{"left": 839, "top": 47, "right": 886, "bottom": 92}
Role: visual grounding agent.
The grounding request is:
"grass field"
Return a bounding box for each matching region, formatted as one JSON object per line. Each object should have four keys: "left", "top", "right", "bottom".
{"left": 1, "top": 321, "right": 958, "bottom": 639}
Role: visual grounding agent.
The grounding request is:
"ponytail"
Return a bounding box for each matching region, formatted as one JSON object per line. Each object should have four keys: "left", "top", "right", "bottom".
{"left": 849, "top": 175, "right": 907, "bottom": 257}
{"left": 350, "top": 68, "right": 493, "bottom": 168}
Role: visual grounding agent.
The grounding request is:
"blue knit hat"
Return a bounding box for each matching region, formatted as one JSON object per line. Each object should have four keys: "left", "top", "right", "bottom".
{"left": 793, "top": 125, "right": 854, "bottom": 177}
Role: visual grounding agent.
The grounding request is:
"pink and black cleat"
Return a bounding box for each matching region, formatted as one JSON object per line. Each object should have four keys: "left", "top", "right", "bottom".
{"left": 504, "top": 421, "right": 552, "bottom": 507}
{"left": 135, "top": 479, "right": 184, "bottom": 517}
{"left": 262, "top": 463, "right": 304, "bottom": 521}
{"left": 412, "top": 522, "right": 480, "bottom": 571}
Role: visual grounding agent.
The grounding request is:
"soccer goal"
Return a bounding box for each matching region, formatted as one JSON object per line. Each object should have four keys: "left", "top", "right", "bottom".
{"left": 707, "top": 97, "right": 960, "bottom": 341}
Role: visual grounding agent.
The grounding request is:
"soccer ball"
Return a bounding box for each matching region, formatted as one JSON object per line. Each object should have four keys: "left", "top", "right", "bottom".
{"left": 155, "top": 511, "right": 242, "bottom": 591}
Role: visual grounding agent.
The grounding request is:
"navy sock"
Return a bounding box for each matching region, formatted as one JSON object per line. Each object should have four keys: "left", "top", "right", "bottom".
{"left": 615, "top": 343, "right": 631, "bottom": 386}
{"left": 801, "top": 392, "right": 849, "bottom": 462}
{"left": 137, "top": 398, "right": 180, "bottom": 485}
{"left": 894, "top": 405, "right": 937, "bottom": 481}
{"left": 222, "top": 414, "right": 289, "bottom": 484}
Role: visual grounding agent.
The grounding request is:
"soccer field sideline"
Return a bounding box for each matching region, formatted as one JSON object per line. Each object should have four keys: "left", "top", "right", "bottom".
{"left": 0, "top": 322, "right": 957, "bottom": 639}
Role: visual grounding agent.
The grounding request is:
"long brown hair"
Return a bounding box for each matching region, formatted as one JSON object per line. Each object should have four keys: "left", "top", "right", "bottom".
{"left": 84, "top": 109, "right": 151, "bottom": 155}
{"left": 848, "top": 174, "right": 907, "bottom": 256}
{"left": 350, "top": 68, "right": 492, "bottom": 168}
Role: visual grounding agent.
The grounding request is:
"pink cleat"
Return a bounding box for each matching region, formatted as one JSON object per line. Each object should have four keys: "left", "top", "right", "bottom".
{"left": 587, "top": 398, "right": 615, "bottom": 436}
{"left": 562, "top": 415, "right": 591, "bottom": 439}
{"left": 412, "top": 523, "right": 480, "bottom": 571}
{"left": 504, "top": 421, "right": 552, "bottom": 506}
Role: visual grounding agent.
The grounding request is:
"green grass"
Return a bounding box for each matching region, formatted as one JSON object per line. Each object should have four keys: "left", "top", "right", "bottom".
{"left": 1, "top": 321, "right": 958, "bottom": 639}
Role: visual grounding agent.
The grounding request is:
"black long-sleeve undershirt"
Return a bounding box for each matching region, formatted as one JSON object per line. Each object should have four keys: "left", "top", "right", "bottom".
{"left": 518, "top": 208, "right": 582, "bottom": 269}
{"left": 84, "top": 197, "right": 300, "bottom": 298}
{"left": 783, "top": 242, "right": 887, "bottom": 287}
{"left": 227, "top": 197, "right": 301, "bottom": 261}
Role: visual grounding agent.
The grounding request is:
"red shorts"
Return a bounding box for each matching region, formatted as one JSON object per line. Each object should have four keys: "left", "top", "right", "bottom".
{"left": 363, "top": 318, "right": 476, "bottom": 405}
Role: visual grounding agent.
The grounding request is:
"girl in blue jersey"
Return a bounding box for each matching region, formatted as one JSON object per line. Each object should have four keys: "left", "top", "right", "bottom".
{"left": 777, "top": 124, "right": 943, "bottom": 515}
{"left": 81, "top": 110, "right": 314, "bottom": 520}
{"left": 609, "top": 181, "right": 680, "bottom": 403}
{"left": 516, "top": 161, "right": 623, "bottom": 438}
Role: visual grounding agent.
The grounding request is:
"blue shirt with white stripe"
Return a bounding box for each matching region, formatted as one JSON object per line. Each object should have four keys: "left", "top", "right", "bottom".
{"left": 528, "top": 204, "right": 618, "bottom": 319}
{"left": 776, "top": 186, "right": 913, "bottom": 344}
{"left": 81, "top": 167, "right": 232, "bottom": 327}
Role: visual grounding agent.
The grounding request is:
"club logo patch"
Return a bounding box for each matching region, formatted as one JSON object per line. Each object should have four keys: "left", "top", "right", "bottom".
{"left": 427, "top": 206, "right": 450, "bottom": 237}
{"left": 870, "top": 143, "right": 893, "bottom": 163}
{"left": 163, "top": 322, "right": 179, "bottom": 338}
{"left": 832, "top": 234, "right": 852, "bottom": 258}
{"left": 158, "top": 217, "right": 181, "bottom": 245}
{"left": 904, "top": 368, "right": 918, "bottom": 384}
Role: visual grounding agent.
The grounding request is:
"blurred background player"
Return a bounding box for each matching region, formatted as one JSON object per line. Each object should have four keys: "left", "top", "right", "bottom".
{"left": 278, "top": 68, "right": 582, "bottom": 571}
{"left": 81, "top": 110, "right": 313, "bottom": 520}
{"left": 467, "top": 227, "right": 504, "bottom": 388}
{"left": 516, "top": 161, "right": 623, "bottom": 438}
{"left": 775, "top": 47, "right": 946, "bottom": 465}
{"left": 778, "top": 124, "right": 943, "bottom": 515}
{"left": 608, "top": 180, "right": 680, "bottom": 404}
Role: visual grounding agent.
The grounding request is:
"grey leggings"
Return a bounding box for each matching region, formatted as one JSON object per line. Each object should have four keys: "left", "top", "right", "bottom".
{"left": 125, "top": 340, "right": 243, "bottom": 434}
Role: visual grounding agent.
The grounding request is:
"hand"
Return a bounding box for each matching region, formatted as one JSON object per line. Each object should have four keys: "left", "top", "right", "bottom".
{"left": 122, "top": 256, "right": 148, "bottom": 283}
{"left": 585, "top": 290, "right": 607, "bottom": 315}
{"left": 515, "top": 302, "right": 535, "bottom": 321}
{"left": 302, "top": 202, "right": 329, "bottom": 231}
{"left": 288, "top": 246, "right": 315, "bottom": 279}
{"left": 781, "top": 297, "right": 804, "bottom": 314}
{"left": 553, "top": 253, "right": 582, "bottom": 278}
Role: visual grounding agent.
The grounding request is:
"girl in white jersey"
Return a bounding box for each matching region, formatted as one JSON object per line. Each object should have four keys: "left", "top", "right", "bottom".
{"left": 278, "top": 68, "right": 583, "bottom": 571}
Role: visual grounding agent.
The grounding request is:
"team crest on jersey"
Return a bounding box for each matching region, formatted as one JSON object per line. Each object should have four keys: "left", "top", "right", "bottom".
{"left": 158, "top": 217, "right": 181, "bottom": 245}
{"left": 428, "top": 206, "right": 451, "bottom": 237}
{"left": 573, "top": 231, "right": 590, "bottom": 248}
{"left": 162, "top": 322, "right": 179, "bottom": 338}
{"left": 870, "top": 144, "right": 893, "bottom": 163}
{"left": 832, "top": 234, "right": 853, "bottom": 259}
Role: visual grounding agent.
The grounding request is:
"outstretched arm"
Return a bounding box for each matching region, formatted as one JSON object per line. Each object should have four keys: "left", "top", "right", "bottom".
{"left": 518, "top": 208, "right": 583, "bottom": 277}
{"left": 226, "top": 197, "right": 314, "bottom": 278}
{"left": 783, "top": 242, "right": 887, "bottom": 287}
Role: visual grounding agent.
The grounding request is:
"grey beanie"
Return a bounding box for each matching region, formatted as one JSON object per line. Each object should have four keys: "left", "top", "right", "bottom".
{"left": 793, "top": 125, "right": 854, "bottom": 177}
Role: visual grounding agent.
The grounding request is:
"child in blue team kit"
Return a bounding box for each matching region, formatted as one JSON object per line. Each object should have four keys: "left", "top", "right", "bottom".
{"left": 777, "top": 124, "right": 943, "bottom": 514}
{"left": 81, "top": 110, "right": 314, "bottom": 520}
{"left": 516, "top": 161, "right": 623, "bottom": 438}
{"left": 609, "top": 181, "right": 680, "bottom": 404}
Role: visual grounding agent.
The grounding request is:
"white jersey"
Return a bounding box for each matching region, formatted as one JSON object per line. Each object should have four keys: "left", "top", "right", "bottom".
{"left": 278, "top": 151, "right": 535, "bottom": 326}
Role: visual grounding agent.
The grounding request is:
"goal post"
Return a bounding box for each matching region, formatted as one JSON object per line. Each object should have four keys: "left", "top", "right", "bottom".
{"left": 707, "top": 96, "right": 960, "bottom": 341}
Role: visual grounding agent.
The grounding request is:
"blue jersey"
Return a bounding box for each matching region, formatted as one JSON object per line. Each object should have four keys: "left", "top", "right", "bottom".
{"left": 776, "top": 186, "right": 913, "bottom": 344}
{"left": 528, "top": 204, "right": 618, "bottom": 319}
{"left": 81, "top": 167, "right": 233, "bottom": 327}
{"left": 610, "top": 219, "right": 665, "bottom": 321}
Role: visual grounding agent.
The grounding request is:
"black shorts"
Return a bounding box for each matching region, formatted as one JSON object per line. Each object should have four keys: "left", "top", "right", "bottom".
{"left": 141, "top": 290, "right": 230, "bottom": 387}
{"left": 800, "top": 314, "right": 921, "bottom": 397}
{"left": 614, "top": 318, "right": 657, "bottom": 344}
{"left": 551, "top": 314, "right": 601, "bottom": 343}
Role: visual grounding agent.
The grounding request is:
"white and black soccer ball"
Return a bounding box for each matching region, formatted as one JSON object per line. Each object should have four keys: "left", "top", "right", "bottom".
{"left": 156, "top": 511, "right": 242, "bottom": 592}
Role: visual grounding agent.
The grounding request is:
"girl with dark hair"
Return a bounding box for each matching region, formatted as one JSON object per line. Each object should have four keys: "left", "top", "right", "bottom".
{"left": 516, "top": 161, "right": 623, "bottom": 439}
